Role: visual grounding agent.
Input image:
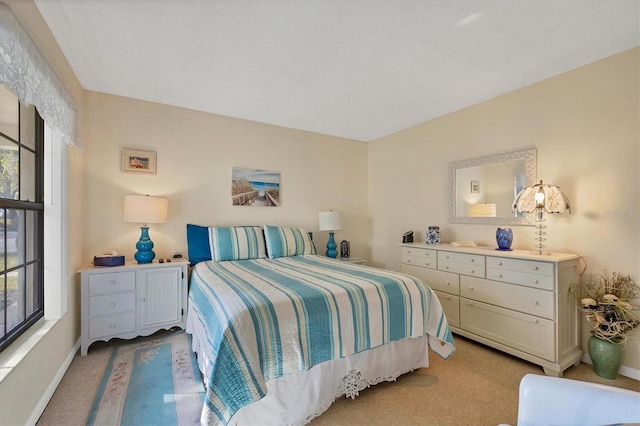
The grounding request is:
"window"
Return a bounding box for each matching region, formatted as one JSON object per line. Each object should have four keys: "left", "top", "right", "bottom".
{"left": 0, "top": 85, "right": 44, "bottom": 351}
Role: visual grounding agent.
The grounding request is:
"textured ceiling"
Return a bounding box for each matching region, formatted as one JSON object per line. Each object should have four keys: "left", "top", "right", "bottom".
{"left": 34, "top": 0, "right": 639, "bottom": 142}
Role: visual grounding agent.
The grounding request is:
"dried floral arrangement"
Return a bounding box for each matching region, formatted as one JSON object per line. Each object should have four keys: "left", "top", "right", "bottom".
{"left": 570, "top": 271, "right": 640, "bottom": 343}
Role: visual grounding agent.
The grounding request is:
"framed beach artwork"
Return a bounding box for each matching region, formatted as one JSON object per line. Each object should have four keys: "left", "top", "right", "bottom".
{"left": 232, "top": 167, "right": 280, "bottom": 207}
{"left": 121, "top": 149, "right": 157, "bottom": 175}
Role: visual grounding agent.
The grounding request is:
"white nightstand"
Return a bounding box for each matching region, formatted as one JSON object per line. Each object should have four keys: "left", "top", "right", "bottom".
{"left": 337, "top": 257, "right": 366, "bottom": 265}
{"left": 78, "top": 258, "right": 189, "bottom": 356}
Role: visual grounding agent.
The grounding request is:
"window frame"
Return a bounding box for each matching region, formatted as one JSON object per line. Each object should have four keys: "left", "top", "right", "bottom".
{"left": 0, "top": 91, "right": 45, "bottom": 352}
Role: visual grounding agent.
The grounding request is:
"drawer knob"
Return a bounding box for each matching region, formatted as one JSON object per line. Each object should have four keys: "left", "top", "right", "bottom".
{"left": 498, "top": 261, "right": 503, "bottom": 266}
{"left": 532, "top": 266, "right": 539, "bottom": 270}
{"left": 109, "top": 324, "right": 116, "bottom": 328}
{"left": 532, "top": 300, "right": 539, "bottom": 305}
{"left": 110, "top": 280, "right": 116, "bottom": 285}
{"left": 140, "top": 298, "right": 146, "bottom": 302}
{"left": 470, "top": 269, "right": 475, "bottom": 274}
{"left": 498, "top": 273, "right": 503, "bottom": 278}
{"left": 110, "top": 302, "right": 116, "bottom": 307}
{"left": 469, "top": 287, "right": 474, "bottom": 291}
{"left": 445, "top": 255, "right": 450, "bottom": 259}
{"left": 445, "top": 266, "right": 449, "bottom": 270}
{"left": 534, "top": 319, "right": 539, "bottom": 324}
{"left": 407, "top": 259, "right": 411, "bottom": 263}
{"left": 533, "top": 279, "right": 539, "bottom": 284}
{"left": 446, "top": 281, "right": 451, "bottom": 286}
{"left": 471, "top": 259, "right": 475, "bottom": 262}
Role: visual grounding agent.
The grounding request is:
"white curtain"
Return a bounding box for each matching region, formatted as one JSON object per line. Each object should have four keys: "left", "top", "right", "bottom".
{"left": 0, "top": 2, "right": 79, "bottom": 147}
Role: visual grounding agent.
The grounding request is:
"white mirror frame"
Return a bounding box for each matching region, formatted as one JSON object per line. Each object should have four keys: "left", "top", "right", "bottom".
{"left": 448, "top": 148, "right": 537, "bottom": 225}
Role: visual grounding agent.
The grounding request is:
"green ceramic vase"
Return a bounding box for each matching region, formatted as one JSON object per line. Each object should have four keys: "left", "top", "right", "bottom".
{"left": 588, "top": 335, "right": 623, "bottom": 379}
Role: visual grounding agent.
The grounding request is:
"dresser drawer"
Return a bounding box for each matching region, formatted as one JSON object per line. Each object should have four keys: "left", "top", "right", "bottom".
{"left": 402, "top": 247, "right": 437, "bottom": 261}
{"left": 418, "top": 268, "right": 460, "bottom": 295}
{"left": 486, "top": 268, "right": 554, "bottom": 291}
{"left": 89, "top": 292, "right": 136, "bottom": 317}
{"left": 401, "top": 254, "right": 437, "bottom": 269}
{"left": 88, "top": 271, "right": 136, "bottom": 295}
{"left": 438, "top": 251, "right": 485, "bottom": 267}
{"left": 486, "top": 257, "right": 554, "bottom": 290}
{"left": 402, "top": 264, "right": 459, "bottom": 294}
{"left": 401, "top": 247, "right": 437, "bottom": 258}
{"left": 88, "top": 312, "right": 136, "bottom": 338}
{"left": 487, "top": 257, "right": 553, "bottom": 275}
{"left": 434, "top": 290, "right": 459, "bottom": 328}
{"left": 460, "top": 298, "right": 555, "bottom": 362}
{"left": 461, "top": 276, "right": 555, "bottom": 319}
{"left": 439, "top": 260, "right": 485, "bottom": 278}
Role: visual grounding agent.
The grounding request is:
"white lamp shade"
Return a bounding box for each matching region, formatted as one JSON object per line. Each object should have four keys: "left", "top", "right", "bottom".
{"left": 468, "top": 203, "right": 497, "bottom": 217}
{"left": 318, "top": 211, "right": 342, "bottom": 231}
{"left": 123, "top": 195, "right": 168, "bottom": 224}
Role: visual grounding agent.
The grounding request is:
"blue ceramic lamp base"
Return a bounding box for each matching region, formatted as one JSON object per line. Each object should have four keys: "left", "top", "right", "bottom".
{"left": 134, "top": 226, "right": 156, "bottom": 264}
{"left": 325, "top": 232, "right": 338, "bottom": 258}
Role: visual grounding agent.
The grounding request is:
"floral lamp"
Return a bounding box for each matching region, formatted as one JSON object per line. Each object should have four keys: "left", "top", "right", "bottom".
{"left": 512, "top": 180, "right": 571, "bottom": 255}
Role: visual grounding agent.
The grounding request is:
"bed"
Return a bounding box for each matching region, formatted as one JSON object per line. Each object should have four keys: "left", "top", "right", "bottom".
{"left": 185, "top": 224, "right": 455, "bottom": 425}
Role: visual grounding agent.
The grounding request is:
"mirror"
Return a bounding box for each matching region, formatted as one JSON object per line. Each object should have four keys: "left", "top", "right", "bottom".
{"left": 448, "top": 148, "right": 536, "bottom": 225}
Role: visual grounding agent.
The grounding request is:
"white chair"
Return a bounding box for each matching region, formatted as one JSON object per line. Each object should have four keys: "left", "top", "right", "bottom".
{"left": 516, "top": 373, "right": 640, "bottom": 426}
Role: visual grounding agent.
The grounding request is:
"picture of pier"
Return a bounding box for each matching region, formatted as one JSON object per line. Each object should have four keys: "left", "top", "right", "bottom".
{"left": 231, "top": 167, "right": 280, "bottom": 206}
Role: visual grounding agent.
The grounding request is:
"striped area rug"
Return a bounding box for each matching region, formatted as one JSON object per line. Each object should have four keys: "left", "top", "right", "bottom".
{"left": 87, "top": 330, "right": 204, "bottom": 425}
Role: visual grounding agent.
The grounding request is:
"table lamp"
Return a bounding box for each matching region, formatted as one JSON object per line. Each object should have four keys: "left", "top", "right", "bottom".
{"left": 512, "top": 180, "right": 571, "bottom": 255}
{"left": 124, "top": 194, "right": 168, "bottom": 263}
{"left": 318, "top": 210, "right": 342, "bottom": 258}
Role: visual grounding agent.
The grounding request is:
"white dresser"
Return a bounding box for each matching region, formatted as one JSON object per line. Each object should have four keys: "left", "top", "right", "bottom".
{"left": 400, "top": 243, "right": 581, "bottom": 376}
{"left": 79, "top": 259, "right": 189, "bottom": 356}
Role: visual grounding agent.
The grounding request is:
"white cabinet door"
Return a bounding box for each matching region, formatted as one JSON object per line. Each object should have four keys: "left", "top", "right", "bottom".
{"left": 138, "top": 266, "right": 182, "bottom": 330}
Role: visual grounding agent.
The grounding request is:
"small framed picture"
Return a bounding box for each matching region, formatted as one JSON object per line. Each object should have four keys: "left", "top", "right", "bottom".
{"left": 121, "top": 149, "right": 157, "bottom": 175}
{"left": 470, "top": 180, "right": 480, "bottom": 193}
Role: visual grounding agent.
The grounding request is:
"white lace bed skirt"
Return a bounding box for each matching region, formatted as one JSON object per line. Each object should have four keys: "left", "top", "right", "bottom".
{"left": 190, "top": 331, "right": 429, "bottom": 425}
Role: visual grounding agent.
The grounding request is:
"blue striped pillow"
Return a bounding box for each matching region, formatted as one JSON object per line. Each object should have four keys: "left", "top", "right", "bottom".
{"left": 209, "top": 226, "right": 267, "bottom": 261}
{"left": 263, "top": 225, "right": 316, "bottom": 258}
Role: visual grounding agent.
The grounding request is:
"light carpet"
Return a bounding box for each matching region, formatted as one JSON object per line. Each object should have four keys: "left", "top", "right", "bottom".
{"left": 38, "top": 333, "right": 639, "bottom": 426}
{"left": 86, "top": 330, "right": 204, "bottom": 426}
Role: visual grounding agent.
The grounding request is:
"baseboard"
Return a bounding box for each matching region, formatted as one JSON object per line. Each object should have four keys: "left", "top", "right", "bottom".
{"left": 580, "top": 353, "right": 640, "bottom": 381}
{"left": 26, "top": 338, "right": 81, "bottom": 425}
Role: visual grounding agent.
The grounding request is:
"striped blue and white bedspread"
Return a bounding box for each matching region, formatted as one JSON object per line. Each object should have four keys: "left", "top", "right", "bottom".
{"left": 187, "top": 255, "right": 455, "bottom": 425}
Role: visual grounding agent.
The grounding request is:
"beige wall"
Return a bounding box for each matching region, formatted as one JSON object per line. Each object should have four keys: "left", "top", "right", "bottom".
{"left": 0, "top": 1, "right": 85, "bottom": 425}
{"left": 82, "top": 92, "right": 370, "bottom": 264}
{"left": 369, "top": 47, "right": 640, "bottom": 372}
